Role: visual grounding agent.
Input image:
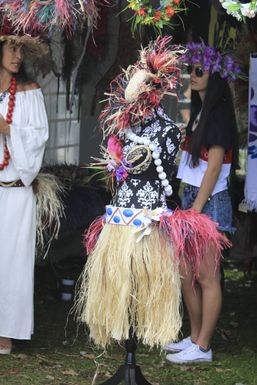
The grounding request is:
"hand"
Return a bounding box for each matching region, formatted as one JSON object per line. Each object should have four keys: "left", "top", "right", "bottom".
{"left": 0, "top": 114, "right": 10, "bottom": 135}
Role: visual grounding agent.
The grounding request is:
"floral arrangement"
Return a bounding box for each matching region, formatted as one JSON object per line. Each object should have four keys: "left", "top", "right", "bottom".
{"left": 0, "top": 0, "right": 109, "bottom": 36}
{"left": 85, "top": 135, "right": 131, "bottom": 193}
{"left": 106, "top": 136, "right": 129, "bottom": 182}
{"left": 182, "top": 41, "right": 241, "bottom": 81}
{"left": 219, "top": 0, "right": 257, "bottom": 21}
{"left": 100, "top": 36, "right": 183, "bottom": 137}
{"left": 127, "top": 0, "right": 187, "bottom": 33}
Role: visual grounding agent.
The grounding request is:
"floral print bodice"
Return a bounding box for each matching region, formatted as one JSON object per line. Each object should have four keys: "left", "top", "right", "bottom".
{"left": 112, "top": 107, "right": 181, "bottom": 209}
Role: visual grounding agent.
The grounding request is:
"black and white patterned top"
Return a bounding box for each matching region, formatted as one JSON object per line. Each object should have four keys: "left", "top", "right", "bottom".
{"left": 112, "top": 107, "right": 181, "bottom": 210}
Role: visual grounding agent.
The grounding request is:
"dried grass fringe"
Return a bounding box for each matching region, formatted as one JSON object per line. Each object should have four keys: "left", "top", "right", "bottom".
{"left": 75, "top": 224, "right": 182, "bottom": 348}
{"left": 36, "top": 172, "right": 65, "bottom": 259}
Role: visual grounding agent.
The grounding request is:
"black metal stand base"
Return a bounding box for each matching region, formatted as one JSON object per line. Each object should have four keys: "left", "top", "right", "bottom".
{"left": 100, "top": 334, "right": 153, "bottom": 385}
{"left": 100, "top": 364, "right": 152, "bottom": 385}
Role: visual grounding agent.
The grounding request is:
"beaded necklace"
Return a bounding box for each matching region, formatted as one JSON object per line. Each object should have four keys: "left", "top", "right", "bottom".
{"left": 0, "top": 77, "right": 17, "bottom": 171}
{"left": 125, "top": 128, "right": 173, "bottom": 197}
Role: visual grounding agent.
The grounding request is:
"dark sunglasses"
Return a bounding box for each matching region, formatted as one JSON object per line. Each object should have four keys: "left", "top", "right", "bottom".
{"left": 187, "top": 65, "right": 204, "bottom": 78}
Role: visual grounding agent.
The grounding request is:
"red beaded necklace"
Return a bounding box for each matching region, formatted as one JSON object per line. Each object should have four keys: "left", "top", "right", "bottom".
{"left": 0, "top": 77, "right": 17, "bottom": 171}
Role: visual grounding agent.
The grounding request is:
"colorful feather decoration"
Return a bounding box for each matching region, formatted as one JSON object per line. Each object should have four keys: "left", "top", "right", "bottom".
{"left": 99, "top": 36, "right": 184, "bottom": 138}
{"left": 84, "top": 216, "right": 104, "bottom": 255}
{"left": 159, "top": 209, "right": 231, "bottom": 282}
{"left": 0, "top": 0, "right": 110, "bottom": 36}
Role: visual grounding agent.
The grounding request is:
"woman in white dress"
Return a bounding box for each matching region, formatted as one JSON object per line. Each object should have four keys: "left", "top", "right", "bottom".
{"left": 0, "top": 31, "right": 49, "bottom": 354}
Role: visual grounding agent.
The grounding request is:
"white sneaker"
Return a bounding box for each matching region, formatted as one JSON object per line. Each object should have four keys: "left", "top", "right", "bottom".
{"left": 166, "top": 344, "right": 213, "bottom": 364}
{"left": 162, "top": 336, "right": 194, "bottom": 352}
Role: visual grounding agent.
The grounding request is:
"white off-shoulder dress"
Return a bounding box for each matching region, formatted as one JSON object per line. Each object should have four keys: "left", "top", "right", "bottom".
{"left": 0, "top": 88, "right": 49, "bottom": 340}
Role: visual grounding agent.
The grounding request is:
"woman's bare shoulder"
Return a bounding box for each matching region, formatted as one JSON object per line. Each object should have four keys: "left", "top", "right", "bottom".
{"left": 16, "top": 82, "right": 40, "bottom": 92}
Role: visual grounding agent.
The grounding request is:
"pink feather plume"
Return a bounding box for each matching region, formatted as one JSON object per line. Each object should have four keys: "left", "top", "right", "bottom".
{"left": 107, "top": 135, "right": 123, "bottom": 161}
{"left": 160, "top": 209, "right": 231, "bottom": 282}
{"left": 84, "top": 216, "right": 104, "bottom": 255}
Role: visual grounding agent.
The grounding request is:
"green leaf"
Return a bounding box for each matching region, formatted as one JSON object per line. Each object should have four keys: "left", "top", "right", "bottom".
{"left": 227, "top": 4, "right": 241, "bottom": 11}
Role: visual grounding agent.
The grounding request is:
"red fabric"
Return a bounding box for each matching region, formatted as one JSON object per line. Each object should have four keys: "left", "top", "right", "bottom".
{"left": 181, "top": 136, "right": 233, "bottom": 163}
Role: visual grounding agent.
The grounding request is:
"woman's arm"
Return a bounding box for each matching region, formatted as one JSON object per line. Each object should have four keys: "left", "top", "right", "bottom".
{"left": 6, "top": 87, "right": 49, "bottom": 186}
{"left": 192, "top": 145, "right": 225, "bottom": 212}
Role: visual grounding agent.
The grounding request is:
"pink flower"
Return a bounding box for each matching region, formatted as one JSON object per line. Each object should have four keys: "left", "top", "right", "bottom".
{"left": 107, "top": 135, "right": 123, "bottom": 161}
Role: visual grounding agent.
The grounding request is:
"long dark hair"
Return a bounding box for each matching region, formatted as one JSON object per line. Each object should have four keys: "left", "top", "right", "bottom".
{"left": 0, "top": 41, "right": 30, "bottom": 83}
{"left": 189, "top": 72, "right": 238, "bottom": 168}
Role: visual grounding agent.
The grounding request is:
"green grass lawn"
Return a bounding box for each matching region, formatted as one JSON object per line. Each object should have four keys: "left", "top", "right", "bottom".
{"left": 0, "top": 259, "right": 257, "bottom": 385}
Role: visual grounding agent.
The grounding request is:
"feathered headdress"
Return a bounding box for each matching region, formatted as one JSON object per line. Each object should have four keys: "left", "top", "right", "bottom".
{"left": 99, "top": 35, "right": 184, "bottom": 138}
{"left": 0, "top": 13, "right": 49, "bottom": 57}
{"left": 0, "top": 0, "right": 109, "bottom": 36}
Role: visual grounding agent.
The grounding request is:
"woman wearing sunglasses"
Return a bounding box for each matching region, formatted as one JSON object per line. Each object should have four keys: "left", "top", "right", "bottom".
{"left": 164, "top": 42, "right": 240, "bottom": 364}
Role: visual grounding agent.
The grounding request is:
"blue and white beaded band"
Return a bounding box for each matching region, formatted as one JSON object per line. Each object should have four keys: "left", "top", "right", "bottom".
{"left": 105, "top": 205, "right": 147, "bottom": 227}
{"left": 105, "top": 205, "right": 173, "bottom": 242}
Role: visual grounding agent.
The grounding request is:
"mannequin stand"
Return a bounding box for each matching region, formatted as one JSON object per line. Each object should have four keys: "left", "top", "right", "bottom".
{"left": 100, "top": 332, "right": 153, "bottom": 385}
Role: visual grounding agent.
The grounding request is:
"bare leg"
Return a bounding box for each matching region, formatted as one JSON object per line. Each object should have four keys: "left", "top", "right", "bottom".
{"left": 180, "top": 263, "right": 202, "bottom": 342}
{"left": 196, "top": 254, "right": 222, "bottom": 350}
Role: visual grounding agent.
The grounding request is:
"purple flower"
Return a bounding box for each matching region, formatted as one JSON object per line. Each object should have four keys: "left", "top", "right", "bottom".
{"left": 222, "top": 70, "right": 229, "bottom": 79}
{"left": 115, "top": 165, "right": 128, "bottom": 181}
{"left": 123, "top": 160, "right": 133, "bottom": 168}
{"left": 106, "top": 160, "right": 117, "bottom": 172}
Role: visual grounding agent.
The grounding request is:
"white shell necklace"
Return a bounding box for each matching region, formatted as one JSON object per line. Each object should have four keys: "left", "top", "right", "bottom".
{"left": 125, "top": 128, "right": 173, "bottom": 197}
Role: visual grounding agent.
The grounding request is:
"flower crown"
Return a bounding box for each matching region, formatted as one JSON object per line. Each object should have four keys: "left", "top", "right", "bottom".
{"left": 99, "top": 36, "right": 184, "bottom": 137}
{"left": 219, "top": 0, "right": 257, "bottom": 21}
{"left": 127, "top": 0, "right": 187, "bottom": 33}
{"left": 182, "top": 42, "right": 241, "bottom": 81}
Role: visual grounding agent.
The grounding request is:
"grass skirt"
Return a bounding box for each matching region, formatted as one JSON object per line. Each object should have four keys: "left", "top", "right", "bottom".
{"left": 76, "top": 223, "right": 181, "bottom": 348}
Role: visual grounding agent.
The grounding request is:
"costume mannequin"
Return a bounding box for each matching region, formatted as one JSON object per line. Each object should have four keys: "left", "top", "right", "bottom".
{"left": 76, "top": 37, "right": 230, "bottom": 351}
